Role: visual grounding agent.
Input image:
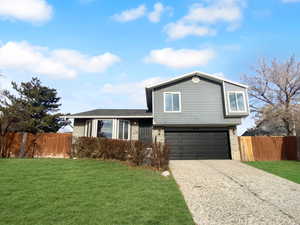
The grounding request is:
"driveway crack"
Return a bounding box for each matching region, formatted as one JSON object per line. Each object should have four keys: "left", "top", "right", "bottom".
{"left": 201, "top": 161, "right": 298, "bottom": 224}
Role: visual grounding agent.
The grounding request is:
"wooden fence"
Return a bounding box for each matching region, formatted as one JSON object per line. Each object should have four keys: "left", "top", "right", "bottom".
{"left": 2, "top": 133, "right": 300, "bottom": 160}
{"left": 239, "top": 136, "right": 299, "bottom": 161}
{"left": 3, "top": 133, "right": 72, "bottom": 158}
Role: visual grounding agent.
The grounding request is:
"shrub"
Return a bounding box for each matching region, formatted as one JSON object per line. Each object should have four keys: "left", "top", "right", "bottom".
{"left": 72, "top": 137, "right": 169, "bottom": 170}
{"left": 73, "top": 137, "right": 100, "bottom": 158}
{"left": 101, "top": 139, "right": 130, "bottom": 160}
{"left": 150, "top": 142, "right": 170, "bottom": 170}
{"left": 127, "top": 141, "right": 149, "bottom": 166}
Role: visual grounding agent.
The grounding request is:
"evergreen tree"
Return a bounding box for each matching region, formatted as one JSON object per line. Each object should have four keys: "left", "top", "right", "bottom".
{"left": 0, "top": 77, "right": 69, "bottom": 134}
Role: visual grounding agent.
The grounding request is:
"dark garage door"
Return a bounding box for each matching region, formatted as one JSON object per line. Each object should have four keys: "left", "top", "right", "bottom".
{"left": 165, "top": 130, "right": 230, "bottom": 160}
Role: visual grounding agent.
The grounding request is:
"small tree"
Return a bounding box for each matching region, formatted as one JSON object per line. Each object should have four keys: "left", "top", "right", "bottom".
{"left": 243, "top": 56, "right": 300, "bottom": 136}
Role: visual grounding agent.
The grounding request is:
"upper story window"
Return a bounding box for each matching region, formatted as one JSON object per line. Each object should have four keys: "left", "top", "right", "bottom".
{"left": 228, "top": 91, "right": 246, "bottom": 113}
{"left": 164, "top": 92, "right": 181, "bottom": 112}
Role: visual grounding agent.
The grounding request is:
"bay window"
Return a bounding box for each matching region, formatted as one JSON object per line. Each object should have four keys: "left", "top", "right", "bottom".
{"left": 86, "top": 119, "right": 130, "bottom": 140}
{"left": 96, "top": 119, "right": 113, "bottom": 138}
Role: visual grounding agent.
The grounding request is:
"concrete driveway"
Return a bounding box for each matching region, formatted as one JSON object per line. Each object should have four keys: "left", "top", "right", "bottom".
{"left": 170, "top": 160, "right": 300, "bottom": 225}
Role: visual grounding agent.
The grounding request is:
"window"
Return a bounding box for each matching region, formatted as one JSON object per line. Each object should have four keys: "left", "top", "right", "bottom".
{"left": 164, "top": 92, "right": 181, "bottom": 112}
{"left": 228, "top": 92, "right": 246, "bottom": 112}
{"left": 85, "top": 120, "right": 93, "bottom": 137}
{"left": 97, "top": 120, "right": 113, "bottom": 138}
{"left": 118, "top": 120, "right": 129, "bottom": 140}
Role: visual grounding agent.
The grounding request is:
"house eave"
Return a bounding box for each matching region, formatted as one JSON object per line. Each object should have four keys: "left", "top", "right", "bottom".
{"left": 152, "top": 123, "right": 241, "bottom": 127}
{"left": 145, "top": 71, "right": 248, "bottom": 90}
{"left": 65, "top": 115, "right": 153, "bottom": 119}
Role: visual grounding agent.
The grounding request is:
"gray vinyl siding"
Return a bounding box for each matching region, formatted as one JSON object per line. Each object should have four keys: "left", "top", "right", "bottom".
{"left": 224, "top": 82, "right": 249, "bottom": 117}
{"left": 153, "top": 77, "right": 242, "bottom": 126}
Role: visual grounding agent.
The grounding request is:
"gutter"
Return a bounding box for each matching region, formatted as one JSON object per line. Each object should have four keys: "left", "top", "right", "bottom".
{"left": 64, "top": 115, "right": 153, "bottom": 119}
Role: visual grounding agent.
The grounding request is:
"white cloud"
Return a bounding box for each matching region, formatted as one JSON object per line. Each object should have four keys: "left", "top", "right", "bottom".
{"left": 145, "top": 48, "right": 215, "bottom": 69}
{"left": 52, "top": 49, "right": 120, "bottom": 73}
{"left": 0, "top": 0, "right": 52, "bottom": 23}
{"left": 113, "top": 3, "right": 171, "bottom": 23}
{"left": 148, "top": 2, "right": 164, "bottom": 23}
{"left": 164, "top": 0, "right": 245, "bottom": 40}
{"left": 282, "top": 0, "right": 300, "bottom": 2}
{"left": 164, "top": 22, "right": 216, "bottom": 39}
{"left": 0, "top": 41, "right": 120, "bottom": 79}
{"left": 101, "top": 77, "right": 164, "bottom": 107}
{"left": 183, "top": 0, "right": 243, "bottom": 24}
{"left": 113, "top": 5, "right": 146, "bottom": 22}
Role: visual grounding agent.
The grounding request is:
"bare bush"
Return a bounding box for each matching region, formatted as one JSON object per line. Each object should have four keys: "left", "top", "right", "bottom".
{"left": 72, "top": 137, "right": 169, "bottom": 170}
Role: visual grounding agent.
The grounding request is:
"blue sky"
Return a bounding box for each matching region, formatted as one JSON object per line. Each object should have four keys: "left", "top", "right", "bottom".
{"left": 0, "top": 0, "right": 300, "bottom": 133}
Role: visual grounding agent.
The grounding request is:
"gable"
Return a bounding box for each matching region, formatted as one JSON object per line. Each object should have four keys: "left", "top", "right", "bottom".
{"left": 152, "top": 76, "right": 243, "bottom": 125}
{"left": 146, "top": 71, "right": 248, "bottom": 111}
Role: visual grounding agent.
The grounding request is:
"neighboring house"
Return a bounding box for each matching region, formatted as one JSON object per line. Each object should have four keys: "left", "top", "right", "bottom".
{"left": 68, "top": 71, "right": 249, "bottom": 160}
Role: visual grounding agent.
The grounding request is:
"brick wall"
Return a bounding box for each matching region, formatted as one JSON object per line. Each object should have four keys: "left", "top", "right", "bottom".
{"left": 152, "top": 127, "right": 165, "bottom": 143}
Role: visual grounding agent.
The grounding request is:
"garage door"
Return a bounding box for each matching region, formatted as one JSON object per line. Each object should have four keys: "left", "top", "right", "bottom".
{"left": 165, "top": 130, "right": 230, "bottom": 160}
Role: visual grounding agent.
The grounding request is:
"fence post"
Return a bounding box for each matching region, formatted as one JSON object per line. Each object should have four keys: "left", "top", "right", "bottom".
{"left": 239, "top": 137, "right": 254, "bottom": 161}
{"left": 296, "top": 136, "right": 300, "bottom": 160}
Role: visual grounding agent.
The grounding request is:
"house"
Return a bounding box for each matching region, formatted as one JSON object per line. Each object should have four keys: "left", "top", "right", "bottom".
{"left": 68, "top": 71, "right": 249, "bottom": 160}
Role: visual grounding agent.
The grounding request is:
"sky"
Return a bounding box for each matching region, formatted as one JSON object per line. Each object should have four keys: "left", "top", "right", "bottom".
{"left": 0, "top": 0, "right": 300, "bottom": 134}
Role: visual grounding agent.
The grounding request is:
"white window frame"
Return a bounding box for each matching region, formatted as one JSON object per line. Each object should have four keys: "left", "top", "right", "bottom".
{"left": 85, "top": 119, "right": 131, "bottom": 140}
{"left": 164, "top": 92, "right": 181, "bottom": 113}
{"left": 227, "top": 91, "right": 247, "bottom": 113}
{"left": 117, "top": 120, "right": 131, "bottom": 140}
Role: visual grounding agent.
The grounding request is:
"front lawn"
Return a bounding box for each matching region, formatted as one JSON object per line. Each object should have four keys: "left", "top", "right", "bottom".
{"left": 0, "top": 159, "right": 194, "bottom": 225}
{"left": 245, "top": 161, "right": 300, "bottom": 184}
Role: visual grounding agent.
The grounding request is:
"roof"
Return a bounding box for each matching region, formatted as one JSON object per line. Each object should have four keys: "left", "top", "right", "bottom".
{"left": 67, "top": 109, "right": 153, "bottom": 118}
{"left": 146, "top": 71, "right": 248, "bottom": 89}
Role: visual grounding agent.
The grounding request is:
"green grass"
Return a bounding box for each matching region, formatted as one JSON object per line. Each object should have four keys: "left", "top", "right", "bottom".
{"left": 245, "top": 161, "right": 300, "bottom": 184}
{"left": 0, "top": 159, "right": 194, "bottom": 225}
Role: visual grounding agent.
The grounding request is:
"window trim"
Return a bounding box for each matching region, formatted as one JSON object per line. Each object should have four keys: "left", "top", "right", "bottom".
{"left": 227, "top": 91, "right": 247, "bottom": 113}
{"left": 163, "top": 92, "right": 182, "bottom": 113}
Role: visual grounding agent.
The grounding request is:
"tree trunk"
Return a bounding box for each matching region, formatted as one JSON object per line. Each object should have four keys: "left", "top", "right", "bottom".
{"left": 0, "top": 135, "right": 5, "bottom": 158}
{"left": 283, "top": 120, "right": 295, "bottom": 136}
{"left": 18, "top": 132, "right": 28, "bottom": 158}
{"left": 0, "top": 134, "right": 9, "bottom": 158}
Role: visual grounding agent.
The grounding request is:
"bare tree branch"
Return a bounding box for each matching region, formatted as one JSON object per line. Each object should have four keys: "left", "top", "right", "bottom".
{"left": 243, "top": 56, "right": 300, "bottom": 136}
